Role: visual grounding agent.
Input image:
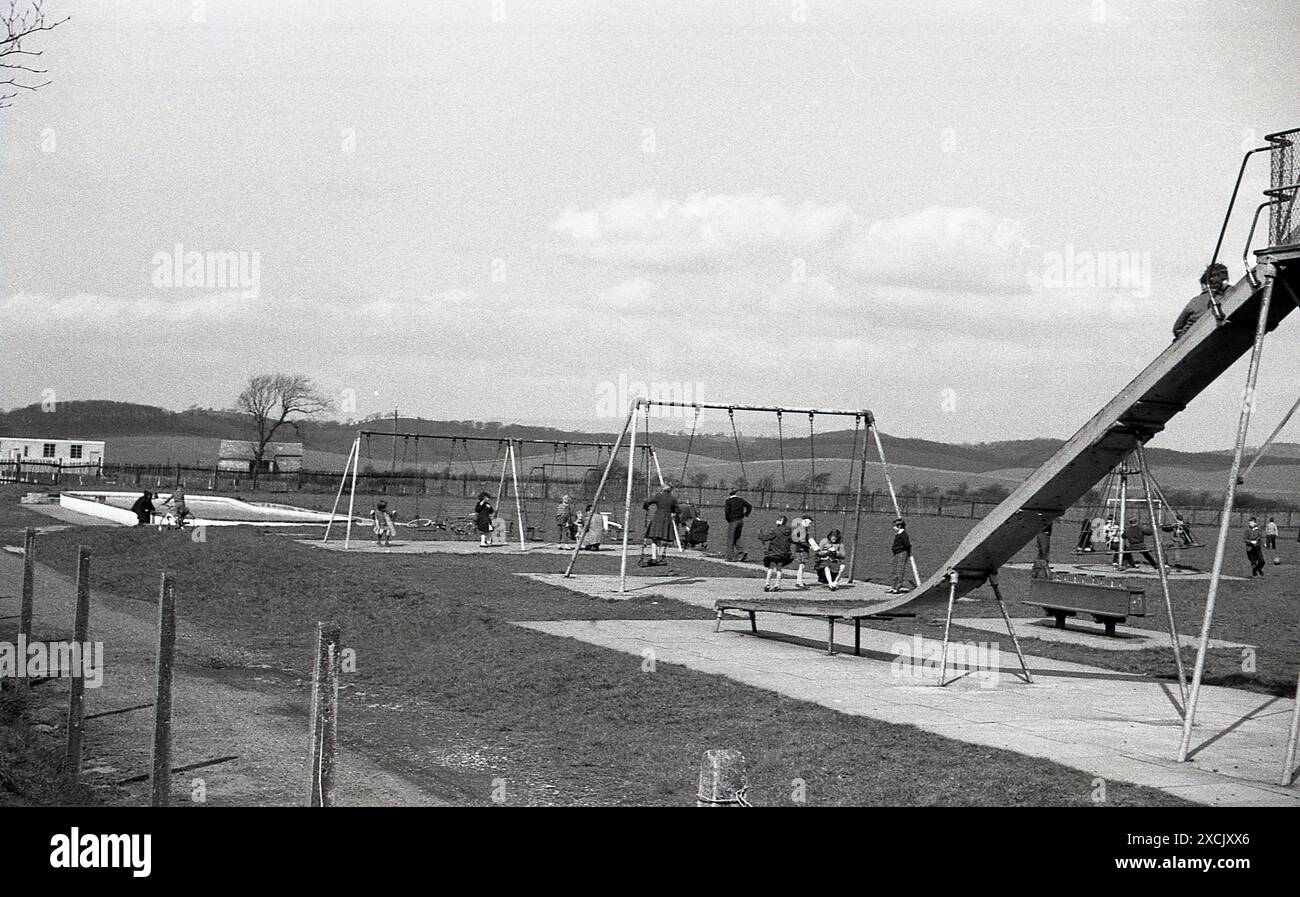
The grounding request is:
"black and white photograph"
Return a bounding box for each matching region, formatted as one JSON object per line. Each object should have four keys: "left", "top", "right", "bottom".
{"left": 1, "top": 0, "right": 1298, "bottom": 869}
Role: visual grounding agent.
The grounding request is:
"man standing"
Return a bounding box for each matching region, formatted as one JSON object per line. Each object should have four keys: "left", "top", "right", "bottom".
{"left": 1265, "top": 517, "right": 1278, "bottom": 550}
{"left": 887, "top": 518, "right": 912, "bottom": 595}
{"left": 555, "top": 494, "right": 576, "bottom": 548}
{"left": 1244, "top": 518, "right": 1266, "bottom": 577}
{"left": 723, "top": 488, "right": 752, "bottom": 562}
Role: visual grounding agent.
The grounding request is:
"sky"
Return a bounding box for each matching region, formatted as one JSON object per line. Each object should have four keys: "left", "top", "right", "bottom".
{"left": 2, "top": 0, "right": 1298, "bottom": 450}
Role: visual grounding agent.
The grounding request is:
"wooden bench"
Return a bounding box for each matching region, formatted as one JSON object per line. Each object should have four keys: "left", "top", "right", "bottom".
{"left": 1024, "top": 578, "right": 1146, "bottom": 637}
{"left": 713, "top": 597, "right": 905, "bottom": 656}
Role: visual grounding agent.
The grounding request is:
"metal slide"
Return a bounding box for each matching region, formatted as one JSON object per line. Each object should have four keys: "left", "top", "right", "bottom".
{"left": 872, "top": 253, "right": 1300, "bottom": 613}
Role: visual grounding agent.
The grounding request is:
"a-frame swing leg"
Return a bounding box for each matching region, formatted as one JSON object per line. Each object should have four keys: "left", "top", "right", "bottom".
{"left": 344, "top": 435, "right": 360, "bottom": 551}
{"left": 1180, "top": 262, "right": 1277, "bottom": 763}
{"left": 323, "top": 436, "right": 359, "bottom": 543}
{"left": 937, "top": 571, "right": 958, "bottom": 687}
{"left": 988, "top": 573, "right": 1032, "bottom": 684}
{"left": 1281, "top": 665, "right": 1300, "bottom": 787}
{"left": 1135, "top": 443, "right": 1188, "bottom": 712}
{"left": 564, "top": 404, "right": 636, "bottom": 579}
{"left": 508, "top": 442, "right": 526, "bottom": 550}
{"left": 618, "top": 403, "right": 640, "bottom": 593}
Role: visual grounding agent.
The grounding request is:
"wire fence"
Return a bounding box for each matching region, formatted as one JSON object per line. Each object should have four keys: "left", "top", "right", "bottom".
{"left": 5, "top": 458, "right": 1300, "bottom": 530}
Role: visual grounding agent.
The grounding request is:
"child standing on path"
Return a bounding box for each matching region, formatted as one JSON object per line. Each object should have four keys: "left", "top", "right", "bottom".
{"left": 370, "top": 501, "right": 397, "bottom": 548}
{"left": 887, "top": 518, "right": 912, "bottom": 594}
{"left": 791, "top": 515, "right": 819, "bottom": 590}
{"left": 758, "top": 515, "right": 793, "bottom": 592}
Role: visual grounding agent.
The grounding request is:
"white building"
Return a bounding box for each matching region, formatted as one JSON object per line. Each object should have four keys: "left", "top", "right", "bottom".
{"left": 0, "top": 437, "right": 106, "bottom": 466}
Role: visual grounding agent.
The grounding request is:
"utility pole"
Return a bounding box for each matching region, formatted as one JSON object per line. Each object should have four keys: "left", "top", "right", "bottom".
{"left": 391, "top": 408, "right": 399, "bottom": 473}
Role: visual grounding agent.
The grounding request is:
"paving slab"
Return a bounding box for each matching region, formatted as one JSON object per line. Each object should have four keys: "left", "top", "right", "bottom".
{"left": 948, "top": 616, "right": 1251, "bottom": 652}
{"left": 1005, "top": 561, "right": 1245, "bottom": 582}
{"left": 513, "top": 614, "right": 1300, "bottom": 806}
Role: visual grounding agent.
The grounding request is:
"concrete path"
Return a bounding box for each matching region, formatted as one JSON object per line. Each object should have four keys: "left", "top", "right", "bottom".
{"left": 524, "top": 571, "right": 895, "bottom": 603}
{"left": 954, "top": 617, "right": 1251, "bottom": 652}
{"left": 1006, "top": 561, "right": 1244, "bottom": 582}
{"left": 520, "top": 575, "right": 1300, "bottom": 806}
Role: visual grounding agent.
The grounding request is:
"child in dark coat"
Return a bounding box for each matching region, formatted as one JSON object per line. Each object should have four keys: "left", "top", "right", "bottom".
{"left": 758, "top": 516, "right": 793, "bottom": 592}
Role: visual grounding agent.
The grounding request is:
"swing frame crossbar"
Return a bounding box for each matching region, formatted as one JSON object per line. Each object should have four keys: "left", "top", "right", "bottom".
{"left": 323, "top": 429, "right": 658, "bottom": 550}
{"left": 564, "top": 399, "right": 918, "bottom": 595}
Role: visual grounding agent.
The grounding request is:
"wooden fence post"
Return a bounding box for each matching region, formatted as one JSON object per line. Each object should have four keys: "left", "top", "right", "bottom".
{"left": 150, "top": 573, "right": 177, "bottom": 806}
{"left": 17, "top": 528, "right": 36, "bottom": 695}
{"left": 64, "top": 546, "right": 91, "bottom": 786}
{"left": 306, "top": 622, "right": 342, "bottom": 806}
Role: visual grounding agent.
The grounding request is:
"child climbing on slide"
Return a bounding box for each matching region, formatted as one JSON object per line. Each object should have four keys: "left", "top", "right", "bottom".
{"left": 758, "top": 515, "right": 793, "bottom": 592}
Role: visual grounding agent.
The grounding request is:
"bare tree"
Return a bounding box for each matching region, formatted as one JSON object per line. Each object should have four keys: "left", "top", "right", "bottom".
{"left": 1, "top": 1, "right": 68, "bottom": 109}
{"left": 236, "top": 374, "right": 330, "bottom": 483}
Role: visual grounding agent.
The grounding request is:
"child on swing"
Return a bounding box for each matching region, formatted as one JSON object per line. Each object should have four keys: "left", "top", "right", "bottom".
{"left": 370, "top": 500, "right": 397, "bottom": 548}
{"left": 817, "top": 529, "right": 847, "bottom": 590}
{"left": 758, "top": 515, "right": 793, "bottom": 592}
{"left": 791, "top": 515, "right": 820, "bottom": 589}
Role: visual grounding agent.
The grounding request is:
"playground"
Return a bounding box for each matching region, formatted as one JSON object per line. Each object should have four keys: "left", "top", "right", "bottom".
{"left": 1, "top": 99, "right": 1298, "bottom": 806}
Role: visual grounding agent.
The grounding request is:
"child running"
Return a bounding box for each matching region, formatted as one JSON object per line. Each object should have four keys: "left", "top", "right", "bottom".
{"left": 370, "top": 500, "right": 397, "bottom": 548}
{"left": 758, "top": 515, "right": 793, "bottom": 592}
{"left": 817, "top": 529, "right": 847, "bottom": 590}
{"left": 791, "top": 515, "right": 819, "bottom": 589}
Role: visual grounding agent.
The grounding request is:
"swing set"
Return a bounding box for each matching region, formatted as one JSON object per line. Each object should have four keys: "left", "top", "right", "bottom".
{"left": 565, "top": 398, "right": 916, "bottom": 593}
{"left": 322, "top": 430, "right": 623, "bottom": 549}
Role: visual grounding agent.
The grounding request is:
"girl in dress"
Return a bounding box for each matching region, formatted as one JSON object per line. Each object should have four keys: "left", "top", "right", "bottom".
{"left": 474, "top": 492, "right": 494, "bottom": 547}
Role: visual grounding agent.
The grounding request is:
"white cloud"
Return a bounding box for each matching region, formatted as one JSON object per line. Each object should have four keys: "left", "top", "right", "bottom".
{"left": 839, "top": 207, "right": 1030, "bottom": 294}
{"left": 767, "top": 275, "right": 849, "bottom": 312}
{"left": 598, "top": 277, "right": 659, "bottom": 311}
{"left": 550, "top": 194, "right": 1030, "bottom": 296}
{"left": 549, "top": 190, "right": 853, "bottom": 268}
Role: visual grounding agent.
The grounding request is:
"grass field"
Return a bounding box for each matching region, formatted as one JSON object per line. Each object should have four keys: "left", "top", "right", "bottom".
{"left": 6, "top": 481, "right": 1297, "bottom": 805}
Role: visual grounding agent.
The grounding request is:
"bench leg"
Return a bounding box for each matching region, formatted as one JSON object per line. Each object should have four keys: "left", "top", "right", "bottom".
{"left": 826, "top": 617, "right": 835, "bottom": 656}
{"left": 1054, "top": 613, "right": 1066, "bottom": 630}
{"left": 854, "top": 619, "right": 861, "bottom": 657}
{"left": 714, "top": 610, "right": 723, "bottom": 633}
{"left": 748, "top": 610, "right": 757, "bottom": 633}
{"left": 1104, "top": 619, "right": 1116, "bottom": 638}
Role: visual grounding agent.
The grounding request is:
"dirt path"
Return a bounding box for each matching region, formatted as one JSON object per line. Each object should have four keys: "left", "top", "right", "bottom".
{"left": 0, "top": 551, "right": 449, "bottom": 806}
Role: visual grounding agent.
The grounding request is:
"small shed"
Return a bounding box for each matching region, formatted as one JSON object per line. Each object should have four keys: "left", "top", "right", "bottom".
{"left": 217, "top": 439, "right": 303, "bottom": 473}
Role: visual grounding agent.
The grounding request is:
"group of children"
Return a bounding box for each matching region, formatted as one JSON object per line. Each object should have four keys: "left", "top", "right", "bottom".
{"left": 129, "top": 488, "right": 190, "bottom": 528}
{"left": 554, "top": 494, "right": 624, "bottom": 551}
{"left": 755, "top": 514, "right": 848, "bottom": 591}
{"left": 368, "top": 487, "right": 918, "bottom": 596}
{"left": 1075, "top": 512, "right": 1196, "bottom": 569}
